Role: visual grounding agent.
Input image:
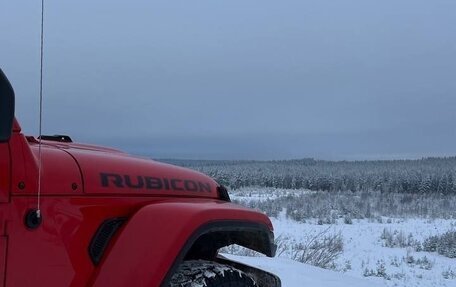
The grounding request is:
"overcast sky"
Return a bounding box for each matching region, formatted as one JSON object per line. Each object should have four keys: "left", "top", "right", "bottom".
{"left": 1, "top": 1, "right": 455, "bottom": 160}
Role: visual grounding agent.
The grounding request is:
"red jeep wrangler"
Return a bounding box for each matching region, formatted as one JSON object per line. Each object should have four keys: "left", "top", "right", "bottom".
{"left": 0, "top": 68, "right": 280, "bottom": 287}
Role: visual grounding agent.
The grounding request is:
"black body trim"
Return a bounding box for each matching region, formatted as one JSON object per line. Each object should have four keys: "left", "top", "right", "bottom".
{"left": 160, "top": 220, "right": 276, "bottom": 287}
{"left": 88, "top": 217, "right": 126, "bottom": 265}
{"left": 39, "top": 134, "right": 73, "bottom": 143}
{"left": 217, "top": 185, "right": 231, "bottom": 202}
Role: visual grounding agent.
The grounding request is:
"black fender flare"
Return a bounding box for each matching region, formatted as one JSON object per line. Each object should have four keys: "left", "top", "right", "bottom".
{"left": 161, "top": 220, "right": 277, "bottom": 286}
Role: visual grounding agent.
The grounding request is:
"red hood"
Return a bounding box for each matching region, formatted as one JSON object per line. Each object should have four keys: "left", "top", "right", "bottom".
{"left": 31, "top": 139, "right": 219, "bottom": 198}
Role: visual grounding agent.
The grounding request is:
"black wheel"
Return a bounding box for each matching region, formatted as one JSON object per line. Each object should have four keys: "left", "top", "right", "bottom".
{"left": 169, "top": 260, "right": 257, "bottom": 287}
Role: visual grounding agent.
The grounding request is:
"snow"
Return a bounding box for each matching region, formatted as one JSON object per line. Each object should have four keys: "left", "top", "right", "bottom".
{"left": 230, "top": 187, "right": 315, "bottom": 202}
{"left": 268, "top": 216, "right": 456, "bottom": 287}
{"left": 225, "top": 188, "right": 456, "bottom": 287}
{"left": 225, "top": 255, "right": 386, "bottom": 287}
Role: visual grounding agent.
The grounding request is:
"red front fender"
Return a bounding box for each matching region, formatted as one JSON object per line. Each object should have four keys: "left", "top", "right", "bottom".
{"left": 89, "top": 200, "right": 274, "bottom": 287}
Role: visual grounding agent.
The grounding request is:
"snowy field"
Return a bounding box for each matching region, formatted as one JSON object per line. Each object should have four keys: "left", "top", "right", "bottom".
{"left": 225, "top": 188, "right": 456, "bottom": 287}
{"left": 228, "top": 255, "right": 385, "bottom": 287}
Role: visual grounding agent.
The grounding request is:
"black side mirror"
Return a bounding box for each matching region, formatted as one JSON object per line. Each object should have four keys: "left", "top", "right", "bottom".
{"left": 0, "top": 68, "right": 15, "bottom": 142}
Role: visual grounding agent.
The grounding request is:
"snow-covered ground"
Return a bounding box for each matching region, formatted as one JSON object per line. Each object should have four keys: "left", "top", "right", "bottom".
{"left": 228, "top": 188, "right": 456, "bottom": 287}
{"left": 269, "top": 216, "right": 455, "bottom": 287}
{"left": 227, "top": 254, "right": 386, "bottom": 287}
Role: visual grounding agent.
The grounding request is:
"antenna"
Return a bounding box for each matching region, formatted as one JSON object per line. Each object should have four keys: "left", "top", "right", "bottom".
{"left": 36, "top": 0, "right": 45, "bottom": 218}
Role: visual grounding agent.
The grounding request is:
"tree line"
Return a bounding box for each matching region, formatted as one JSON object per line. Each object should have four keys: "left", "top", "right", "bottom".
{"left": 162, "top": 157, "right": 456, "bottom": 194}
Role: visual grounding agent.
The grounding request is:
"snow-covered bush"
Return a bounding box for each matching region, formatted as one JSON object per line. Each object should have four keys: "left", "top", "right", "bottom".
{"left": 415, "top": 256, "right": 434, "bottom": 270}
{"left": 381, "top": 229, "right": 420, "bottom": 249}
{"left": 423, "top": 231, "right": 456, "bottom": 258}
{"left": 442, "top": 268, "right": 456, "bottom": 280}
{"left": 219, "top": 244, "right": 263, "bottom": 257}
{"left": 363, "top": 260, "right": 390, "bottom": 280}
{"left": 376, "top": 260, "right": 389, "bottom": 279}
{"left": 343, "top": 215, "right": 353, "bottom": 224}
{"left": 423, "top": 236, "right": 439, "bottom": 252}
{"left": 389, "top": 256, "right": 399, "bottom": 267}
{"left": 342, "top": 260, "right": 352, "bottom": 272}
{"left": 291, "top": 231, "right": 343, "bottom": 269}
{"left": 222, "top": 230, "right": 343, "bottom": 270}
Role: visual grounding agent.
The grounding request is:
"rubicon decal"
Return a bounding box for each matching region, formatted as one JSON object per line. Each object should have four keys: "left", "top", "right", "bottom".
{"left": 100, "top": 173, "right": 212, "bottom": 192}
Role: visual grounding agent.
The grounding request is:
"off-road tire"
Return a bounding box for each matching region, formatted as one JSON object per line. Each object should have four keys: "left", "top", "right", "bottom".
{"left": 169, "top": 260, "right": 257, "bottom": 287}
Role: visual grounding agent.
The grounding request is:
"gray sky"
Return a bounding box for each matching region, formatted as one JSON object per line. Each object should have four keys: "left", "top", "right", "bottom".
{"left": 1, "top": 1, "right": 455, "bottom": 160}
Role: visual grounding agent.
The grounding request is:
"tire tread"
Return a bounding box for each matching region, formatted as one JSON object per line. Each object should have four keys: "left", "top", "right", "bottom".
{"left": 169, "top": 260, "right": 256, "bottom": 287}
